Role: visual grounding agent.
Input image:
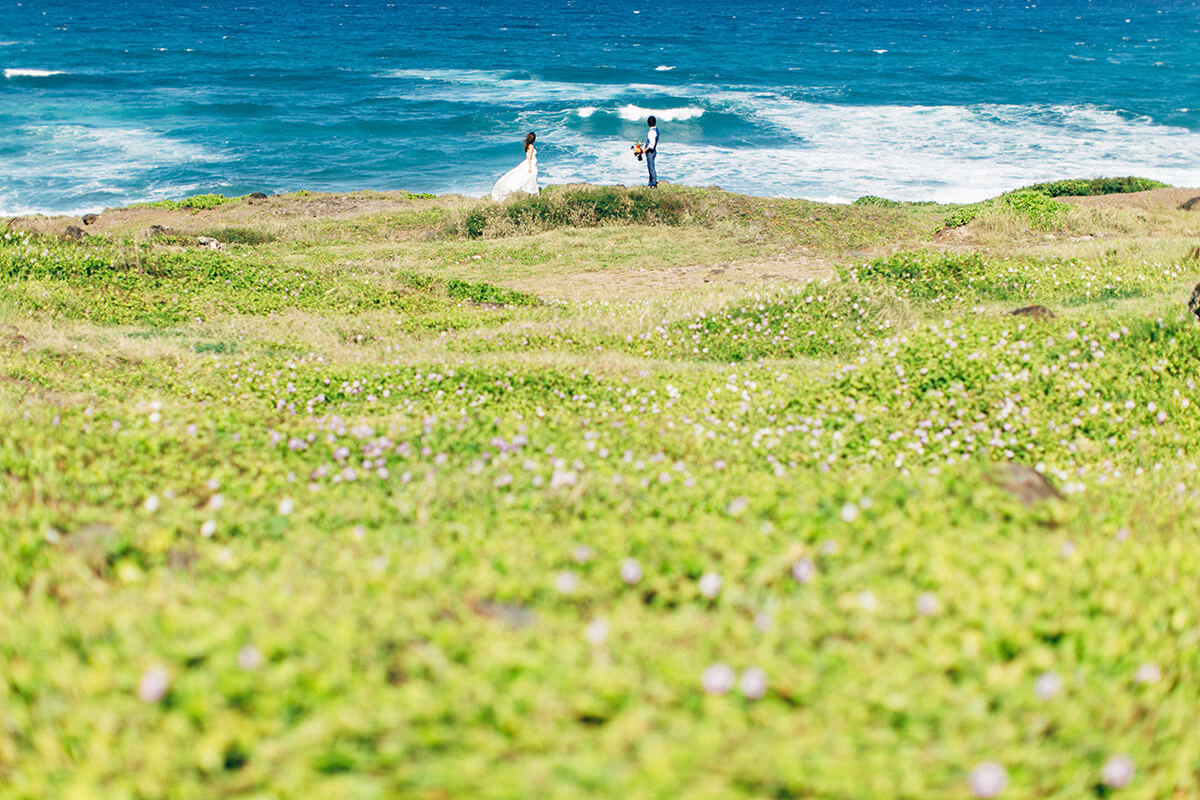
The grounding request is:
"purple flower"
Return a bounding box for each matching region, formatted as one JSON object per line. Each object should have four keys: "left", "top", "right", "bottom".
{"left": 915, "top": 592, "right": 939, "bottom": 616}
{"left": 739, "top": 667, "right": 767, "bottom": 699}
{"left": 584, "top": 618, "right": 609, "bottom": 646}
{"left": 1035, "top": 671, "right": 1062, "bottom": 700}
{"left": 237, "top": 644, "right": 263, "bottom": 670}
{"left": 137, "top": 665, "right": 170, "bottom": 703}
{"left": 1101, "top": 755, "right": 1134, "bottom": 789}
{"left": 968, "top": 762, "right": 1007, "bottom": 798}
{"left": 701, "top": 663, "right": 735, "bottom": 694}
{"left": 791, "top": 558, "right": 816, "bottom": 585}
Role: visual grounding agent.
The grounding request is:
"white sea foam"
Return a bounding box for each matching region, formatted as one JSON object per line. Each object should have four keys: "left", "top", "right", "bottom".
{"left": 5, "top": 68, "right": 65, "bottom": 78}
{"left": 0, "top": 125, "right": 225, "bottom": 216}
{"left": 384, "top": 71, "right": 1198, "bottom": 202}
{"left": 655, "top": 65, "right": 676, "bottom": 71}
{"left": 382, "top": 68, "right": 672, "bottom": 105}
{"left": 535, "top": 97, "right": 1200, "bottom": 203}
{"left": 617, "top": 104, "right": 705, "bottom": 122}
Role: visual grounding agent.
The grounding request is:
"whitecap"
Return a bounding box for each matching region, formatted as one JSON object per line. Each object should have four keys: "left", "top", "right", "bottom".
{"left": 534, "top": 97, "right": 1200, "bottom": 204}
{"left": 617, "top": 104, "right": 704, "bottom": 122}
{"left": 4, "top": 68, "right": 65, "bottom": 78}
{"left": 576, "top": 106, "right": 598, "bottom": 118}
{"left": 655, "top": 65, "right": 676, "bottom": 71}
{"left": 379, "top": 68, "right": 673, "bottom": 105}
{"left": 0, "top": 125, "right": 226, "bottom": 216}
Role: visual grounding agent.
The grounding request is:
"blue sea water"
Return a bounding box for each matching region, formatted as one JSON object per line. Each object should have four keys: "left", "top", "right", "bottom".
{"left": 2, "top": 0, "right": 1199, "bottom": 215}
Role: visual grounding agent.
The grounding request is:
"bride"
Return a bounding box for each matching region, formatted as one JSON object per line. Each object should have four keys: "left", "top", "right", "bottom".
{"left": 491, "top": 132, "right": 539, "bottom": 202}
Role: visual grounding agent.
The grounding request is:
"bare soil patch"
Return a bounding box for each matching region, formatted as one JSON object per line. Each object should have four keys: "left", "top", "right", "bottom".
{"left": 11, "top": 191, "right": 469, "bottom": 240}
{"left": 510, "top": 252, "right": 834, "bottom": 301}
{"left": 1059, "top": 186, "right": 1200, "bottom": 212}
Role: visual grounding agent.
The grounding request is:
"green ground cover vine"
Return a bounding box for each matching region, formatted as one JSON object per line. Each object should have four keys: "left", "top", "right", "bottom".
{"left": 3, "top": 183, "right": 1200, "bottom": 799}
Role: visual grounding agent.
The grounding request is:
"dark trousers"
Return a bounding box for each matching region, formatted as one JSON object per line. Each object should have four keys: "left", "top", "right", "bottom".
{"left": 645, "top": 149, "right": 657, "bottom": 187}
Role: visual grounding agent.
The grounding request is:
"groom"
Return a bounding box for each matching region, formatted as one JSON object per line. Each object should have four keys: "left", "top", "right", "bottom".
{"left": 644, "top": 116, "right": 659, "bottom": 187}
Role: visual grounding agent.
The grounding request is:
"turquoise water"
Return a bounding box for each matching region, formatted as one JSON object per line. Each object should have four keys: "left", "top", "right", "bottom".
{"left": 3, "top": 0, "right": 1199, "bottom": 215}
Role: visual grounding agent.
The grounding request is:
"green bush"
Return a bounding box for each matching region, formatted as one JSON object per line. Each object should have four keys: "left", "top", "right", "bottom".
{"left": 942, "top": 205, "right": 981, "bottom": 229}
{"left": 1020, "top": 176, "right": 1169, "bottom": 197}
{"left": 445, "top": 279, "right": 539, "bottom": 306}
{"left": 1002, "top": 190, "right": 1067, "bottom": 229}
{"left": 453, "top": 186, "right": 695, "bottom": 238}
{"left": 197, "top": 227, "right": 276, "bottom": 245}
{"left": 145, "top": 194, "right": 235, "bottom": 211}
{"left": 853, "top": 195, "right": 902, "bottom": 208}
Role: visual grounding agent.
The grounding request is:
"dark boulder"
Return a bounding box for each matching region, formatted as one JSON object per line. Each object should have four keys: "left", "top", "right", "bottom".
{"left": 1189, "top": 282, "right": 1200, "bottom": 321}
{"left": 248, "top": 192, "right": 269, "bottom": 200}
{"left": 1009, "top": 305, "right": 1055, "bottom": 320}
{"left": 61, "top": 225, "right": 86, "bottom": 240}
{"left": 146, "top": 225, "right": 171, "bottom": 237}
{"left": 81, "top": 213, "right": 99, "bottom": 225}
{"left": 1180, "top": 197, "right": 1200, "bottom": 211}
{"left": 992, "top": 463, "right": 1064, "bottom": 506}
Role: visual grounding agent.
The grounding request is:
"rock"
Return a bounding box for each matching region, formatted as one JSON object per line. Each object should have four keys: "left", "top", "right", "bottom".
{"left": 1179, "top": 196, "right": 1200, "bottom": 211}
{"left": 1189, "top": 282, "right": 1200, "bottom": 321}
{"left": 196, "top": 236, "right": 221, "bottom": 249}
{"left": 63, "top": 522, "right": 119, "bottom": 573}
{"left": 81, "top": 213, "right": 99, "bottom": 225}
{"left": 469, "top": 598, "right": 536, "bottom": 629}
{"left": 248, "top": 191, "right": 268, "bottom": 199}
{"left": 146, "top": 225, "right": 171, "bottom": 237}
{"left": 61, "top": 225, "right": 86, "bottom": 240}
{"left": 993, "top": 464, "right": 1064, "bottom": 506}
{"left": 1009, "top": 305, "right": 1055, "bottom": 320}
{"left": 2, "top": 325, "right": 29, "bottom": 351}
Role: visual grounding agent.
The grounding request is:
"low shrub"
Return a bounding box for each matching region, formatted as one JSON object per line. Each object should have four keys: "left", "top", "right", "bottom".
{"left": 450, "top": 186, "right": 698, "bottom": 238}
{"left": 942, "top": 205, "right": 981, "bottom": 229}
{"left": 144, "top": 194, "right": 235, "bottom": 211}
{"left": 445, "top": 279, "right": 538, "bottom": 306}
{"left": 396, "top": 271, "right": 539, "bottom": 306}
{"left": 197, "top": 227, "right": 276, "bottom": 245}
{"left": 853, "top": 196, "right": 902, "bottom": 208}
{"left": 1020, "top": 176, "right": 1170, "bottom": 197}
{"left": 1001, "top": 190, "right": 1067, "bottom": 229}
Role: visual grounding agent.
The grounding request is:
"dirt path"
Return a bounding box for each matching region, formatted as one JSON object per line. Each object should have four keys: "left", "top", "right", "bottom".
{"left": 1060, "top": 187, "right": 1200, "bottom": 212}
{"left": 510, "top": 253, "right": 835, "bottom": 301}
{"left": 8, "top": 191, "right": 464, "bottom": 239}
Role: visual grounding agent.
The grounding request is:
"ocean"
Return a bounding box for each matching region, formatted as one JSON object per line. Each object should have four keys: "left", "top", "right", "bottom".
{"left": 3, "top": 0, "right": 1199, "bottom": 216}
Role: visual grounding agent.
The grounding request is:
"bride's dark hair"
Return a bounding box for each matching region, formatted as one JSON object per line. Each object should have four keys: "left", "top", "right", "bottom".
{"left": 524, "top": 131, "right": 536, "bottom": 151}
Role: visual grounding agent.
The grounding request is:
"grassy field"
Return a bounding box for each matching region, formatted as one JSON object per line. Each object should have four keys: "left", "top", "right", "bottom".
{"left": 4, "top": 181, "right": 1200, "bottom": 799}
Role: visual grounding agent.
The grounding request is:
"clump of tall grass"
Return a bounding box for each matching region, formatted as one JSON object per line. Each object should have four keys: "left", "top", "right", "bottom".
{"left": 447, "top": 185, "right": 712, "bottom": 239}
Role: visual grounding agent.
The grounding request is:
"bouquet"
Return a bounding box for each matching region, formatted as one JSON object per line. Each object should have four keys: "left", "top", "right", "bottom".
{"left": 631, "top": 139, "right": 645, "bottom": 161}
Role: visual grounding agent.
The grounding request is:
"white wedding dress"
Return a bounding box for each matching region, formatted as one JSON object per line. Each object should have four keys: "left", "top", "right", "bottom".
{"left": 491, "top": 146, "right": 538, "bottom": 202}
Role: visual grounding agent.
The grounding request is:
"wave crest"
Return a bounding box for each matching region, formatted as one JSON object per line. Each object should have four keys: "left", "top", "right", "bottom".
{"left": 617, "top": 104, "right": 705, "bottom": 122}
{"left": 5, "top": 68, "right": 65, "bottom": 78}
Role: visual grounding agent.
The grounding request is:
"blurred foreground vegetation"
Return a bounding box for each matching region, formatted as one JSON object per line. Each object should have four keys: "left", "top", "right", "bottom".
{"left": 3, "top": 180, "right": 1200, "bottom": 799}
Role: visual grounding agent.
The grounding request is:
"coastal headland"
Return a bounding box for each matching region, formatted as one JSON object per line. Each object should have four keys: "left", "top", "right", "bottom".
{"left": 4, "top": 181, "right": 1200, "bottom": 798}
